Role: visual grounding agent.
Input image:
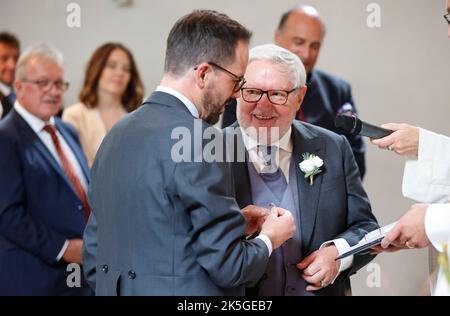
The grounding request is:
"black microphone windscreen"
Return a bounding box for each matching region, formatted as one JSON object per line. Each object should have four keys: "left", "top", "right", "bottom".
{"left": 334, "top": 115, "right": 361, "bottom": 135}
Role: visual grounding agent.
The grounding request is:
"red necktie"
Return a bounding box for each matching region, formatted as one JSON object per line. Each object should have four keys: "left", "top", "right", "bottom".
{"left": 43, "top": 124, "right": 90, "bottom": 222}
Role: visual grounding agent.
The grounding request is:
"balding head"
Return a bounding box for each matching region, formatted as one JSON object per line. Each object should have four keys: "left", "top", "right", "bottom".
{"left": 275, "top": 5, "right": 326, "bottom": 75}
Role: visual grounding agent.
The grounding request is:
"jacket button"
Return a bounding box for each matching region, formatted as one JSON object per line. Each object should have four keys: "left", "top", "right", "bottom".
{"left": 78, "top": 205, "right": 83, "bottom": 211}
{"left": 101, "top": 265, "right": 108, "bottom": 273}
{"left": 128, "top": 270, "right": 136, "bottom": 279}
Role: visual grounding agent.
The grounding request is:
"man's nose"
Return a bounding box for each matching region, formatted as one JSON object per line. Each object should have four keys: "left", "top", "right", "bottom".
{"left": 297, "top": 46, "right": 310, "bottom": 62}
{"left": 6, "top": 57, "right": 17, "bottom": 70}
{"left": 256, "top": 93, "right": 274, "bottom": 109}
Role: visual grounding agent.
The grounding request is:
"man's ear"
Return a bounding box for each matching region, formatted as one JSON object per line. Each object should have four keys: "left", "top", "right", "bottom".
{"left": 295, "top": 86, "right": 308, "bottom": 111}
{"left": 274, "top": 29, "right": 282, "bottom": 45}
{"left": 14, "top": 80, "right": 22, "bottom": 94}
{"left": 194, "top": 63, "right": 211, "bottom": 89}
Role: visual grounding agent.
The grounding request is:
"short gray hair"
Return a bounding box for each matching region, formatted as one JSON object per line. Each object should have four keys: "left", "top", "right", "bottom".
{"left": 248, "top": 44, "right": 306, "bottom": 88}
{"left": 15, "top": 42, "right": 64, "bottom": 80}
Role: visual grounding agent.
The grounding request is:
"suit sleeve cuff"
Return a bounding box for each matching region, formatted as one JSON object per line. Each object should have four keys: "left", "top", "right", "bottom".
{"left": 425, "top": 204, "right": 450, "bottom": 252}
{"left": 320, "top": 238, "right": 353, "bottom": 283}
{"left": 56, "top": 240, "right": 69, "bottom": 261}
{"left": 256, "top": 234, "right": 272, "bottom": 256}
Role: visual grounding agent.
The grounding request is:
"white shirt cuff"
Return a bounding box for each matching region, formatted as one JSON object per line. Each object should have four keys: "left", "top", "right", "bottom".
{"left": 256, "top": 234, "right": 273, "bottom": 256}
{"left": 320, "top": 238, "right": 353, "bottom": 284}
{"left": 56, "top": 240, "right": 69, "bottom": 261}
{"left": 425, "top": 204, "right": 450, "bottom": 252}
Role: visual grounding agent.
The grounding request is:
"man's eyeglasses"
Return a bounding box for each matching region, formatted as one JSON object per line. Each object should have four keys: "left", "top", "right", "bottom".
{"left": 195, "top": 62, "right": 246, "bottom": 93}
{"left": 240, "top": 87, "right": 298, "bottom": 106}
{"left": 22, "top": 79, "right": 69, "bottom": 92}
{"left": 444, "top": 13, "right": 450, "bottom": 25}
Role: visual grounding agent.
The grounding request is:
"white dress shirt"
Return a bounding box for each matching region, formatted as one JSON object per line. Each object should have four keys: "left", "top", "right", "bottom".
{"left": 15, "top": 102, "right": 88, "bottom": 260}
{"left": 156, "top": 85, "right": 199, "bottom": 118}
{"left": 240, "top": 127, "right": 353, "bottom": 281}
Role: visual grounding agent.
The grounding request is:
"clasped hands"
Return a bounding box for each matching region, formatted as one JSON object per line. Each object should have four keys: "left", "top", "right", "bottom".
{"left": 241, "top": 205, "right": 340, "bottom": 291}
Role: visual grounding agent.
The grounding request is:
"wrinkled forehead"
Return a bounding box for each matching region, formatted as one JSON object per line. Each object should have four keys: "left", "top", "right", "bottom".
{"left": 246, "top": 59, "right": 294, "bottom": 85}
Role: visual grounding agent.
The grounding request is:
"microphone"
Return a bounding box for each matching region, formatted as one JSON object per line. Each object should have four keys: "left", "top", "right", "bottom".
{"left": 334, "top": 115, "right": 393, "bottom": 139}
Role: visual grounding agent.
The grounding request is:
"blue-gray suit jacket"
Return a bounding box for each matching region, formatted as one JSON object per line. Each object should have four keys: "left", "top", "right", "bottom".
{"left": 0, "top": 110, "right": 91, "bottom": 295}
{"left": 224, "top": 121, "right": 378, "bottom": 296}
{"left": 83, "top": 91, "right": 269, "bottom": 296}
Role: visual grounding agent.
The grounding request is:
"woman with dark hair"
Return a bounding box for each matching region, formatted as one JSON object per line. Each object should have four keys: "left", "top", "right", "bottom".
{"left": 63, "top": 42, "right": 144, "bottom": 167}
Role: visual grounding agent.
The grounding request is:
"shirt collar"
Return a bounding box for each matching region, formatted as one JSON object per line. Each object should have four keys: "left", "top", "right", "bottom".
{"left": 14, "top": 101, "right": 55, "bottom": 134}
{"left": 0, "top": 81, "right": 12, "bottom": 96}
{"left": 156, "top": 85, "right": 199, "bottom": 119}
{"left": 240, "top": 126, "right": 293, "bottom": 153}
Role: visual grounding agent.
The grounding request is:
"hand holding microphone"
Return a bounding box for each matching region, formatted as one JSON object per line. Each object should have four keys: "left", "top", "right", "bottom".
{"left": 334, "top": 115, "right": 419, "bottom": 156}
{"left": 334, "top": 115, "right": 393, "bottom": 139}
{"left": 370, "top": 123, "right": 420, "bottom": 156}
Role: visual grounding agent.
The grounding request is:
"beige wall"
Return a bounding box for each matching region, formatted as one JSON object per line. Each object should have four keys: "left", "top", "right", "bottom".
{"left": 1, "top": 0, "right": 449, "bottom": 295}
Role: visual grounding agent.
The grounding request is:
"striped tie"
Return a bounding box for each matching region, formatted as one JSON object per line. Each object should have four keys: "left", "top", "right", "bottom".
{"left": 43, "top": 124, "right": 90, "bottom": 222}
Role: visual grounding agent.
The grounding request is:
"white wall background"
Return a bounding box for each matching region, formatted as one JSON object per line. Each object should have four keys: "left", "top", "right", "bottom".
{"left": 1, "top": 0, "right": 449, "bottom": 295}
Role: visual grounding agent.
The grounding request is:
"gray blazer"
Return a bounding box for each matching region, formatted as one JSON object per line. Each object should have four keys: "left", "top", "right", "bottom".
{"left": 224, "top": 121, "right": 379, "bottom": 296}
{"left": 83, "top": 91, "right": 269, "bottom": 296}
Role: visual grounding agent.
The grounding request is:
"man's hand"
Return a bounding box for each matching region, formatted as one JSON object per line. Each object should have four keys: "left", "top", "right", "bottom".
{"left": 371, "top": 245, "right": 403, "bottom": 254}
{"left": 381, "top": 203, "right": 430, "bottom": 249}
{"left": 371, "top": 123, "right": 419, "bottom": 156}
{"left": 241, "top": 205, "right": 269, "bottom": 236}
{"left": 297, "top": 245, "right": 340, "bottom": 291}
{"left": 260, "top": 207, "right": 295, "bottom": 250}
{"left": 62, "top": 239, "right": 83, "bottom": 264}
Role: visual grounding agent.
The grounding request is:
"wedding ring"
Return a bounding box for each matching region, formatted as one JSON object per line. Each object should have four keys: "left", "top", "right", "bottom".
{"left": 387, "top": 145, "right": 394, "bottom": 151}
{"left": 320, "top": 280, "right": 328, "bottom": 288}
{"left": 405, "top": 241, "right": 415, "bottom": 249}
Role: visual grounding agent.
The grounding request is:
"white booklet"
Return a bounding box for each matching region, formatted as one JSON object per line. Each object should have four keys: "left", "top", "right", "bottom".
{"left": 336, "top": 222, "right": 397, "bottom": 260}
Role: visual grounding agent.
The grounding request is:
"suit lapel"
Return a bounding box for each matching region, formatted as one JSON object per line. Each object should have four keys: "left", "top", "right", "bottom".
{"left": 13, "top": 111, "right": 80, "bottom": 196}
{"left": 291, "top": 122, "right": 327, "bottom": 252}
{"left": 225, "top": 125, "right": 253, "bottom": 208}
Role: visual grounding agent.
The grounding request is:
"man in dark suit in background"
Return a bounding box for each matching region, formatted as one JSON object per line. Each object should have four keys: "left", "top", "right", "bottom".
{"left": 0, "top": 42, "right": 91, "bottom": 295}
{"left": 0, "top": 32, "right": 20, "bottom": 119}
{"left": 83, "top": 10, "right": 295, "bottom": 296}
{"left": 224, "top": 43, "right": 378, "bottom": 295}
{"left": 222, "top": 5, "right": 366, "bottom": 179}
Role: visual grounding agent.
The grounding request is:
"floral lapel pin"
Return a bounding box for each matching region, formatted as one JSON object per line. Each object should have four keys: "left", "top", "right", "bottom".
{"left": 299, "top": 152, "right": 323, "bottom": 186}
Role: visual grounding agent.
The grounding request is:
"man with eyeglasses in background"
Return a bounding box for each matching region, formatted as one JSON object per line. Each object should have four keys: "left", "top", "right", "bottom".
{"left": 224, "top": 44, "right": 378, "bottom": 296}
{"left": 222, "top": 5, "right": 367, "bottom": 181}
{"left": 0, "top": 42, "right": 92, "bottom": 295}
{"left": 371, "top": 0, "right": 450, "bottom": 296}
{"left": 0, "top": 32, "right": 20, "bottom": 119}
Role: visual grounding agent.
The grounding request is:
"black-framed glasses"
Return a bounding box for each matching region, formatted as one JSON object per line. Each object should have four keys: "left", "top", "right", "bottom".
{"left": 240, "top": 87, "right": 298, "bottom": 105}
{"left": 195, "top": 61, "right": 246, "bottom": 93}
{"left": 444, "top": 13, "right": 450, "bottom": 25}
{"left": 22, "top": 79, "right": 69, "bottom": 92}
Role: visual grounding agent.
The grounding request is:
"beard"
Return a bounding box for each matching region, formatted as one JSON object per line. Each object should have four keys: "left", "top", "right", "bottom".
{"left": 201, "top": 89, "right": 229, "bottom": 125}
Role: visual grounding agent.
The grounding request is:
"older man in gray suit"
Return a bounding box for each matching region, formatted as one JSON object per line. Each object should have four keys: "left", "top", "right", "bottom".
{"left": 224, "top": 44, "right": 378, "bottom": 296}
{"left": 82, "top": 10, "right": 296, "bottom": 296}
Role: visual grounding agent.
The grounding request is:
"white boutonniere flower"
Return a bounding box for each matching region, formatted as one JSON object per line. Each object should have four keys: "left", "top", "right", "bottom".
{"left": 299, "top": 152, "right": 323, "bottom": 186}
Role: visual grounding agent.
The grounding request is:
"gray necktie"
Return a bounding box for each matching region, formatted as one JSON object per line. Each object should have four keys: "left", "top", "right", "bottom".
{"left": 258, "top": 146, "right": 288, "bottom": 202}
